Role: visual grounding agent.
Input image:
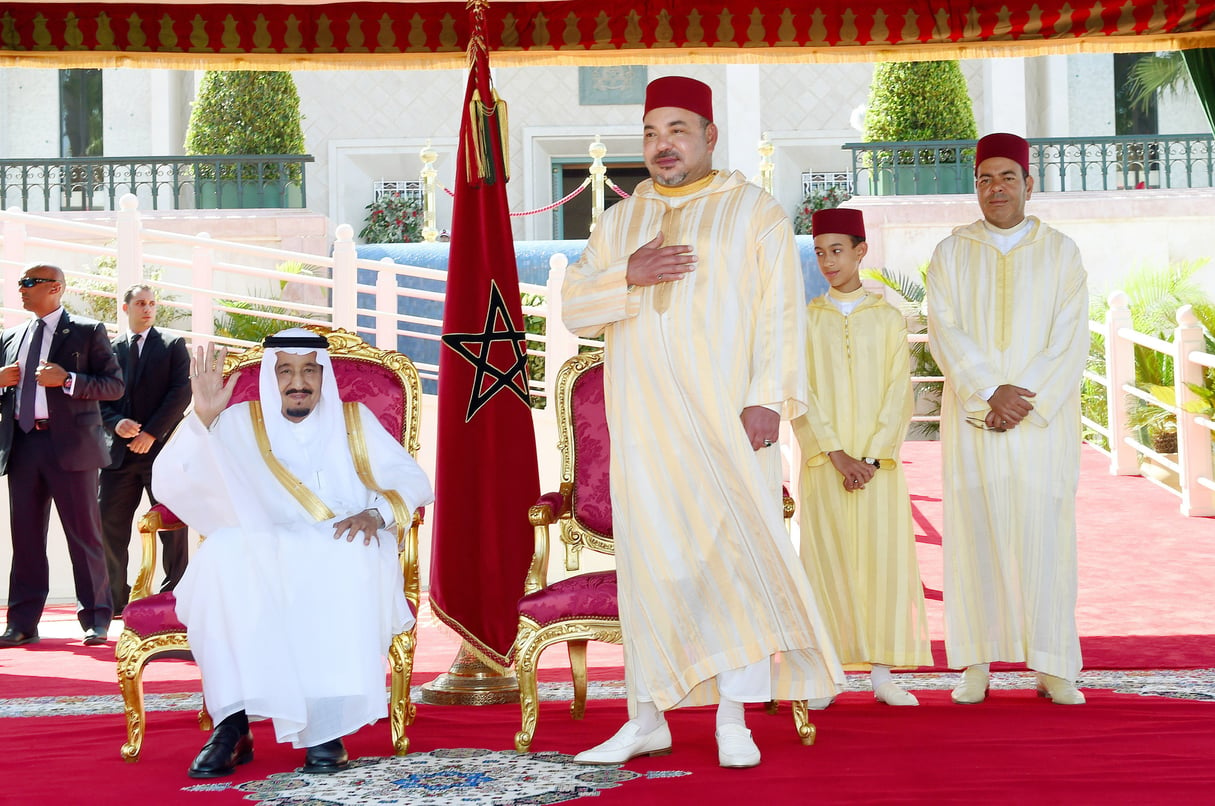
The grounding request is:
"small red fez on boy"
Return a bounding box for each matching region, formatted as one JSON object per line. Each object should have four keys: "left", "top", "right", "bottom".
{"left": 975, "top": 132, "right": 1030, "bottom": 175}
{"left": 644, "top": 76, "right": 714, "bottom": 122}
{"left": 811, "top": 207, "right": 866, "bottom": 240}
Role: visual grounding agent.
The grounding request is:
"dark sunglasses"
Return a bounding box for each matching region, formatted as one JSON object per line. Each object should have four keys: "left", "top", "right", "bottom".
{"left": 17, "top": 277, "right": 56, "bottom": 288}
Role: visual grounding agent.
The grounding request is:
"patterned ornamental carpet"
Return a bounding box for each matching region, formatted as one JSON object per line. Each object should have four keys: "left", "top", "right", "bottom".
{"left": 183, "top": 749, "right": 689, "bottom": 805}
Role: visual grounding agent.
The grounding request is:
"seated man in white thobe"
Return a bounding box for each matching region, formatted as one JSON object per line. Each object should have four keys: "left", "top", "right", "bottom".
{"left": 152, "top": 329, "right": 433, "bottom": 778}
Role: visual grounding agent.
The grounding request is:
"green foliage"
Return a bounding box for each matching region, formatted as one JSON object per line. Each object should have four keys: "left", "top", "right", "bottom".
{"left": 1125, "top": 52, "right": 1192, "bottom": 114}
{"left": 792, "top": 187, "right": 852, "bottom": 236}
{"left": 1089, "top": 259, "right": 1215, "bottom": 450}
{"left": 521, "top": 291, "right": 546, "bottom": 408}
{"left": 359, "top": 193, "right": 424, "bottom": 244}
{"left": 213, "top": 261, "right": 321, "bottom": 343}
{"left": 185, "top": 71, "right": 305, "bottom": 181}
{"left": 70, "top": 255, "right": 184, "bottom": 328}
{"left": 863, "top": 61, "right": 978, "bottom": 165}
{"left": 861, "top": 264, "right": 941, "bottom": 438}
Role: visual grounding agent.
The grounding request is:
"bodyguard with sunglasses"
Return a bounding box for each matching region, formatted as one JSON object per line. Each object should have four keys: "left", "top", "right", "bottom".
{"left": 0, "top": 264, "right": 124, "bottom": 648}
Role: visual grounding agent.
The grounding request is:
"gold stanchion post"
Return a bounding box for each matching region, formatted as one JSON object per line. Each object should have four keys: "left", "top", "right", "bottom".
{"left": 419, "top": 641, "right": 520, "bottom": 705}
{"left": 420, "top": 141, "right": 439, "bottom": 243}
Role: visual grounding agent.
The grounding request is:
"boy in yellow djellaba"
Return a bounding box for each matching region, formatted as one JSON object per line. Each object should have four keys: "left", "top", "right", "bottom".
{"left": 793, "top": 207, "right": 932, "bottom": 705}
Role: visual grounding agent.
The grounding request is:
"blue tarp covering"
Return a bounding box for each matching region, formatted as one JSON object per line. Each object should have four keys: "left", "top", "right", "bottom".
{"left": 356, "top": 237, "right": 829, "bottom": 393}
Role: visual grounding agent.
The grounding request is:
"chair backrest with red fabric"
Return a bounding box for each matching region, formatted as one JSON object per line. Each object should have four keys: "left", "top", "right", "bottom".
{"left": 569, "top": 361, "right": 613, "bottom": 538}
{"left": 226, "top": 358, "right": 406, "bottom": 439}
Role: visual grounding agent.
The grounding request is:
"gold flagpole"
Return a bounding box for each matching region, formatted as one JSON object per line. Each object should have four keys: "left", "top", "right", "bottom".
{"left": 421, "top": 0, "right": 521, "bottom": 708}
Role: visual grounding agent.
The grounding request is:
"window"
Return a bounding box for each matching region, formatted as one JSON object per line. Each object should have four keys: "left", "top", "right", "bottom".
{"left": 373, "top": 179, "right": 424, "bottom": 204}
{"left": 552, "top": 162, "right": 648, "bottom": 239}
{"left": 59, "top": 69, "right": 104, "bottom": 158}
{"left": 801, "top": 171, "right": 854, "bottom": 199}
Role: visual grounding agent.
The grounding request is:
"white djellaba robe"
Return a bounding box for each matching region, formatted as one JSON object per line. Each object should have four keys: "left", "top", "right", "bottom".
{"left": 562, "top": 170, "right": 844, "bottom": 712}
{"left": 927, "top": 216, "right": 1089, "bottom": 680}
{"left": 153, "top": 342, "right": 433, "bottom": 748}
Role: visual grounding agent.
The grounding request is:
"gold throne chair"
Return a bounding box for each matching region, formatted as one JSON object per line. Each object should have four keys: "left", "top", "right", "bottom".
{"left": 115, "top": 326, "right": 425, "bottom": 761}
{"left": 513, "top": 351, "right": 815, "bottom": 753}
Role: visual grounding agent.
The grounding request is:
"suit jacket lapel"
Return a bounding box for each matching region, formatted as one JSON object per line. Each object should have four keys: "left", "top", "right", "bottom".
{"left": 46, "top": 310, "right": 72, "bottom": 369}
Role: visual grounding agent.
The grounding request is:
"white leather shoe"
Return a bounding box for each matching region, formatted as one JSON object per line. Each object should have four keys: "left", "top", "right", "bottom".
{"left": 1036, "top": 673, "right": 1086, "bottom": 705}
{"left": 573, "top": 721, "right": 672, "bottom": 765}
{"left": 951, "top": 666, "right": 990, "bottom": 704}
{"left": 874, "top": 681, "right": 919, "bottom": 706}
{"left": 715, "top": 724, "right": 761, "bottom": 769}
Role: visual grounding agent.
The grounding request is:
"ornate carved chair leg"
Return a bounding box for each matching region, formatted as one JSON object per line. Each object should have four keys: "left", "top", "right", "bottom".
{"left": 791, "top": 700, "right": 816, "bottom": 746}
{"left": 389, "top": 629, "right": 417, "bottom": 755}
{"left": 513, "top": 623, "right": 542, "bottom": 754}
{"left": 116, "top": 637, "right": 148, "bottom": 762}
{"left": 568, "top": 640, "right": 589, "bottom": 720}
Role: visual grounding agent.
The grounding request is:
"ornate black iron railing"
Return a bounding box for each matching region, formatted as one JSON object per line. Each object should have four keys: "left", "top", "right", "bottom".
{"left": 843, "top": 134, "right": 1215, "bottom": 195}
{"left": 0, "top": 155, "right": 314, "bottom": 212}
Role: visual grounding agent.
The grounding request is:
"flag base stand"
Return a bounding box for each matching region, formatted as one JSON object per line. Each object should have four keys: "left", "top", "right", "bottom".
{"left": 419, "top": 641, "right": 520, "bottom": 706}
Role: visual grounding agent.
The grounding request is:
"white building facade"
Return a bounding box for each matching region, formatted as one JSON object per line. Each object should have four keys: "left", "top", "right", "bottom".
{"left": 1, "top": 56, "right": 1208, "bottom": 242}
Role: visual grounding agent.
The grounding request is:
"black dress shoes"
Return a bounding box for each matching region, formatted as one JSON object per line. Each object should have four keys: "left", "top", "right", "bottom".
{"left": 82, "top": 627, "right": 108, "bottom": 646}
{"left": 0, "top": 628, "right": 40, "bottom": 647}
{"left": 302, "top": 738, "right": 349, "bottom": 774}
{"left": 188, "top": 714, "right": 254, "bottom": 779}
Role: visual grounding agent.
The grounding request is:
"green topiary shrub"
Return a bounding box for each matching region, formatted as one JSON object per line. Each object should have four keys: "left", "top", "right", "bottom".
{"left": 863, "top": 61, "right": 978, "bottom": 165}
{"left": 185, "top": 71, "right": 305, "bottom": 182}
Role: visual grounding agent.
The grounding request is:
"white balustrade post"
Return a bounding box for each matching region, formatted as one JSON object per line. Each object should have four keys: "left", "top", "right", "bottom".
{"left": 331, "top": 224, "right": 358, "bottom": 332}
{"left": 1104, "top": 292, "right": 1138, "bottom": 475}
{"left": 191, "top": 233, "right": 215, "bottom": 339}
{"left": 543, "top": 254, "right": 578, "bottom": 404}
{"left": 2, "top": 208, "right": 28, "bottom": 329}
{"left": 115, "top": 194, "right": 143, "bottom": 334}
{"left": 1173, "top": 305, "right": 1215, "bottom": 516}
{"left": 376, "top": 257, "right": 398, "bottom": 350}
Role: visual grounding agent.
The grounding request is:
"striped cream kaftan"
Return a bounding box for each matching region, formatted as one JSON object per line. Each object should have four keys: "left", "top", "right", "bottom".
{"left": 793, "top": 291, "right": 932, "bottom": 669}
{"left": 926, "top": 217, "right": 1089, "bottom": 680}
{"left": 561, "top": 170, "right": 843, "bottom": 711}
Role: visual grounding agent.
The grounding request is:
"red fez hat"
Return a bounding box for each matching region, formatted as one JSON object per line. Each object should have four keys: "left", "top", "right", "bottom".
{"left": 976, "top": 132, "right": 1030, "bottom": 175}
{"left": 644, "top": 76, "right": 713, "bottom": 122}
{"left": 811, "top": 207, "right": 866, "bottom": 240}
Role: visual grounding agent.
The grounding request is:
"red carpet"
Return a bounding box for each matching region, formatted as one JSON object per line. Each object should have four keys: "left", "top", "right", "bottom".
{"left": 2, "top": 692, "right": 1212, "bottom": 805}
{"left": 2, "top": 441, "right": 1213, "bottom": 803}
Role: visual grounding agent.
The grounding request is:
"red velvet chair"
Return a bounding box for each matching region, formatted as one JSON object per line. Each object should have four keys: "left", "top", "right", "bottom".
{"left": 116, "top": 326, "right": 425, "bottom": 761}
{"left": 512, "top": 351, "right": 814, "bottom": 753}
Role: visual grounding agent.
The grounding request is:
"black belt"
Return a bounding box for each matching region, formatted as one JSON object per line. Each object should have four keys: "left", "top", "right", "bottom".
{"left": 33, "top": 419, "right": 50, "bottom": 431}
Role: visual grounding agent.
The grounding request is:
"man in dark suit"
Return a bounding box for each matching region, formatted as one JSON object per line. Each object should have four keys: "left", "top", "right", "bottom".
{"left": 100, "top": 284, "right": 192, "bottom": 616}
{"left": 0, "top": 264, "right": 124, "bottom": 647}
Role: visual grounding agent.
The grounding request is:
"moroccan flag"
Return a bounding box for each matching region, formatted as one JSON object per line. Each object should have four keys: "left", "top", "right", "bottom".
{"left": 429, "top": 19, "right": 540, "bottom": 669}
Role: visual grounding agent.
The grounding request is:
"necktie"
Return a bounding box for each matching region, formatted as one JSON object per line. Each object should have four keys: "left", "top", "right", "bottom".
{"left": 18, "top": 318, "right": 45, "bottom": 433}
{"left": 127, "top": 333, "right": 142, "bottom": 386}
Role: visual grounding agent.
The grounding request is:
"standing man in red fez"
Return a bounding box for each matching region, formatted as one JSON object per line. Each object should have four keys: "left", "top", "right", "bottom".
{"left": 562, "top": 75, "right": 842, "bottom": 769}
{"left": 927, "top": 133, "right": 1089, "bottom": 706}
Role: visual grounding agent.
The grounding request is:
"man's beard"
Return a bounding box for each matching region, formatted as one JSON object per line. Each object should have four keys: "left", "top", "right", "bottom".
{"left": 653, "top": 172, "right": 688, "bottom": 187}
{"left": 284, "top": 388, "right": 315, "bottom": 421}
{"left": 652, "top": 150, "right": 687, "bottom": 187}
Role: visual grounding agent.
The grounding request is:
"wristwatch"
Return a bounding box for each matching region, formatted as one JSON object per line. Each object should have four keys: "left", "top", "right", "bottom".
{"left": 61, "top": 374, "right": 73, "bottom": 394}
